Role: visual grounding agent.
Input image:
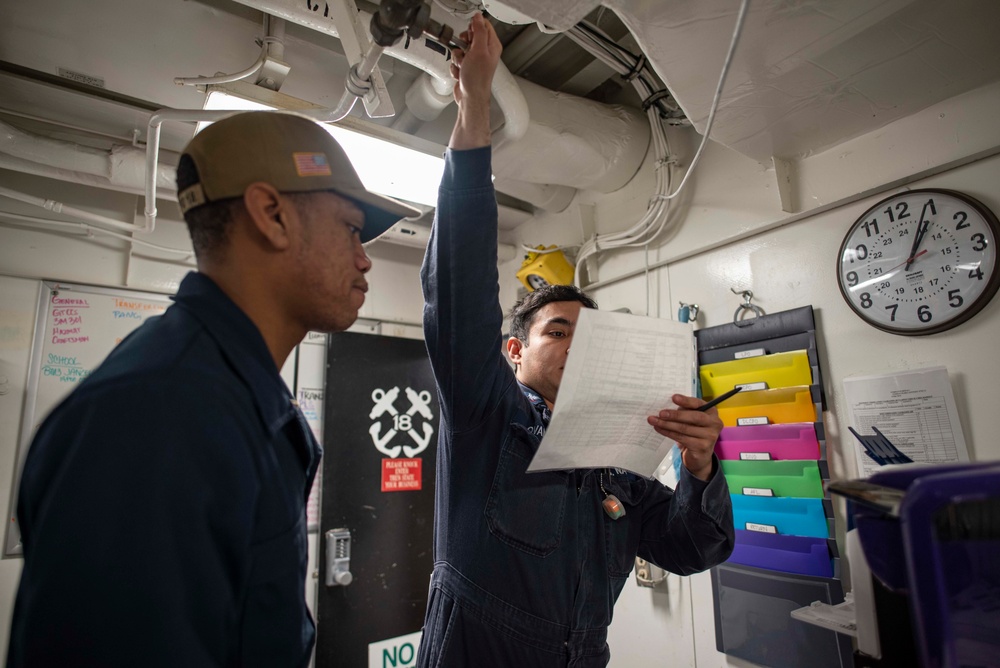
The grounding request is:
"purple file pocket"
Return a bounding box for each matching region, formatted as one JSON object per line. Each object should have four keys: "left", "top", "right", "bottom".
{"left": 715, "top": 423, "right": 820, "bottom": 461}
{"left": 728, "top": 530, "right": 833, "bottom": 578}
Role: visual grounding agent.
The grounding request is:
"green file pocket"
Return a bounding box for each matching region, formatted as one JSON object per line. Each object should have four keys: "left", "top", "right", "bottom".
{"left": 722, "top": 460, "right": 826, "bottom": 499}
{"left": 717, "top": 385, "right": 819, "bottom": 428}
{"left": 700, "top": 350, "right": 813, "bottom": 399}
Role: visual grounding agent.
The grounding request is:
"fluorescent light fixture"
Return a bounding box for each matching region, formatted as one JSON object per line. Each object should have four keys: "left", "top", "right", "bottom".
{"left": 201, "top": 90, "right": 444, "bottom": 207}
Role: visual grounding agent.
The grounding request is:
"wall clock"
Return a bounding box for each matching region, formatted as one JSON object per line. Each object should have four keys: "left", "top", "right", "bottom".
{"left": 837, "top": 188, "right": 1000, "bottom": 335}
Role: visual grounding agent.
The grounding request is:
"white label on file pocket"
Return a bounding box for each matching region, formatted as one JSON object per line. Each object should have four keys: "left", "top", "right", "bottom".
{"left": 734, "top": 348, "right": 766, "bottom": 359}
{"left": 746, "top": 522, "right": 778, "bottom": 534}
{"left": 736, "top": 382, "right": 768, "bottom": 391}
{"left": 740, "top": 452, "right": 772, "bottom": 461}
{"left": 743, "top": 487, "right": 774, "bottom": 497}
{"left": 737, "top": 417, "right": 770, "bottom": 426}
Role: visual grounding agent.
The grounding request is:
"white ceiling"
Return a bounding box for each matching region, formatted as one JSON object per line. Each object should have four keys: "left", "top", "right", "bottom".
{"left": 1, "top": 0, "right": 999, "bottom": 170}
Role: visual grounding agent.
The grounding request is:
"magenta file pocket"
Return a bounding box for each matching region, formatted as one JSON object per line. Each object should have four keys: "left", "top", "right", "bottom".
{"left": 715, "top": 423, "right": 821, "bottom": 461}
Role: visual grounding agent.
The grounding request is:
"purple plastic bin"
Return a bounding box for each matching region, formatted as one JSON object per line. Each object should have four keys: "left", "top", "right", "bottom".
{"left": 852, "top": 462, "right": 1000, "bottom": 668}
{"left": 727, "top": 529, "right": 833, "bottom": 578}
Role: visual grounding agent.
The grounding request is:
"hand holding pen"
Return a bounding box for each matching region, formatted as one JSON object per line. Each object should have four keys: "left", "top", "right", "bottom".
{"left": 647, "top": 387, "right": 742, "bottom": 481}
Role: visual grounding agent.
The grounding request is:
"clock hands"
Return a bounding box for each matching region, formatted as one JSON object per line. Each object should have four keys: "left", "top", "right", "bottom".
{"left": 887, "top": 249, "right": 929, "bottom": 275}
{"left": 904, "top": 201, "right": 933, "bottom": 271}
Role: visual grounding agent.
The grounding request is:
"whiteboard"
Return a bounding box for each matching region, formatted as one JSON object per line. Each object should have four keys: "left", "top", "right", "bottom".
{"left": 5, "top": 281, "right": 171, "bottom": 555}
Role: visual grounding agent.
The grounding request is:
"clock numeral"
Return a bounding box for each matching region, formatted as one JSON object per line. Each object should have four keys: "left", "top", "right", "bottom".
{"left": 941, "top": 264, "right": 952, "bottom": 273}
{"left": 971, "top": 233, "right": 987, "bottom": 251}
{"left": 862, "top": 219, "right": 879, "bottom": 237}
{"left": 855, "top": 244, "right": 868, "bottom": 260}
{"left": 881, "top": 237, "right": 893, "bottom": 246}
{"left": 970, "top": 266, "right": 984, "bottom": 280}
{"left": 845, "top": 271, "right": 858, "bottom": 287}
{"left": 883, "top": 203, "right": 908, "bottom": 222}
{"left": 885, "top": 304, "right": 898, "bottom": 321}
{"left": 955, "top": 211, "right": 969, "bottom": 230}
{"left": 918, "top": 305, "right": 933, "bottom": 323}
{"left": 941, "top": 246, "right": 953, "bottom": 255}
{"left": 914, "top": 286, "right": 924, "bottom": 294}
{"left": 926, "top": 198, "right": 937, "bottom": 216}
{"left": 929, "top": 278, "right": 939, "bottom": 286}
{"left": 871, "top": 251, "right": 882, "bottom": 259}
{"left": 877, "top": 281, "right": 890, "bottom": 290}
{"left": 898, "top": 228, "right": 910, "bottom": 237}
{"left": 872, "top": 267, "right": 883, "bottom": 276}
{"left": 948, "top": 289, "right": 964, "bottom": 308}
{"left": 931, "top": 232, "right": 943, "bottom": 241}
{"left": 895, "top": 287, "right": 905, "bottom": 295}
{"left": 860, "top": 292, "right": 872, "bottom": 309}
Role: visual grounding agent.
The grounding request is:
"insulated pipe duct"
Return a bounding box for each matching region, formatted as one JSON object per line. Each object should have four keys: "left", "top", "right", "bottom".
{"left": 492, "top": 77, "right": 650, "bottom": 193}
{"left": 0, "top": 185, "right": 144, "bottom": 234}
{"left": 493, "top": 177, "right": 576, "bottom": 214}
{"left": 0, "top": 120, "right": 177, "bottom": 194}
{"left": 0, "top": 120, "right": 107, "bottom": 178}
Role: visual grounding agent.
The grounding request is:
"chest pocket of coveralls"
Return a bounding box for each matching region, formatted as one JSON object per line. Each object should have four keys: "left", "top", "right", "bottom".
{"left": 603, "top": 471, "right": 647, "bottom": 577}
{"left": 485, "top": 423, "right": 569, "bottom": 557}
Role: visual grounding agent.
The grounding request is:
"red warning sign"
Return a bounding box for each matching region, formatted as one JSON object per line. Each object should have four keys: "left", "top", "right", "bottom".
{"left": 381, "top": 458, "right": 422, "bottom": 492}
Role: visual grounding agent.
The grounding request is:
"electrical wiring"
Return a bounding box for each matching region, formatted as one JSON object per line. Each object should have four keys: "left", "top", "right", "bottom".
{"left": 561, "top": 0, "right": 751, "bottom": 287}
{"left": 173, "top": 16, "right": 283, "bottom": 87}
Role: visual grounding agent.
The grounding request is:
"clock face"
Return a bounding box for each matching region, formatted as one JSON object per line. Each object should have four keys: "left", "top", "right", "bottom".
{"left": 837, "top": 189, "right": 1000, "bottom": 335}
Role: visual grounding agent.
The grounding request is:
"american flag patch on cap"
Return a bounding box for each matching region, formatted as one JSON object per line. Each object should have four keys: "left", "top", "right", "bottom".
{"left": 293, "top": 152, "right": 332, "bottom": 177}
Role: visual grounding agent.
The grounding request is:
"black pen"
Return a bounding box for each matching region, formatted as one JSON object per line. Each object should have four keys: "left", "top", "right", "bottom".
{"left": 696, "top": 386, "right": 744, "bottom": 412}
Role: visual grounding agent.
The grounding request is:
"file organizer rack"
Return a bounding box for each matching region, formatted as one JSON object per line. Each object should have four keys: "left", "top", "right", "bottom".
{"left": 695, "top": 306, "right": 849, "bottom": 668}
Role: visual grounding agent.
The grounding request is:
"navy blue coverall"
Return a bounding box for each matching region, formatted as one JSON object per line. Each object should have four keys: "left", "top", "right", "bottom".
{"left": 416, "top": 146, "right": 735, "bottom": 667}
{"left": 8, "top": 272, "right": 320, "bottom": 667}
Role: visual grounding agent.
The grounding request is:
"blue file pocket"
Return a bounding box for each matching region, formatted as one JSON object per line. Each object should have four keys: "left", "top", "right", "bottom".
{"left": 731, "top": 495, "right": 829, "bottom": 539}
{"left": 728, "top": 530, "right": 833, "bottom": 578}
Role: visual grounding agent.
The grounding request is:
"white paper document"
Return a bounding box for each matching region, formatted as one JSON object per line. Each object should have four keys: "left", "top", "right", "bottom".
{"left": 842, "top": 366, "right": 969, "bottom": 478}
{"left": 527, "top": 308, "right": 696, "bottom": 478}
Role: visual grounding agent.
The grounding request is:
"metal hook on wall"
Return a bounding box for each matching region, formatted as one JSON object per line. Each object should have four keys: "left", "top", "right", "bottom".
{"left": 678, "top": 302, "right": 700, "bottom": 324}
{"left": 731, "top": 288, "right": 764, "bottom": 327}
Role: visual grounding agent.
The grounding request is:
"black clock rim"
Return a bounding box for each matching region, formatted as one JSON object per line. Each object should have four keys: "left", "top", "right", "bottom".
{"left": 836, "top": 188, "right": 1000, "bottom": 336}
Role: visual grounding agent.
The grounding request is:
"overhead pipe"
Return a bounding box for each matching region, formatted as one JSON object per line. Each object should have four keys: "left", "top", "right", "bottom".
{"left": 229, "top": 0, "right": 529, "bottom": 146}
{"left": 0, "top": 185, "right": 146, "bottom": 234}
{"left": 144, "top": 38, "right": 383, "bottom": 229}
{"left": 492, "top": 77, "right": 650, "bottom": 193}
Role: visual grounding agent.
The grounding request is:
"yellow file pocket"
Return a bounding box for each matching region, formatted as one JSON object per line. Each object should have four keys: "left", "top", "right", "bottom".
{"left": 700, "top": 350, "right": 813, "bottom": 399}
{"left": 721, "top": 459, "right": 827, "bottom": 499}
{"left": 717, "top": 385, "right": 818, "bottom": 427}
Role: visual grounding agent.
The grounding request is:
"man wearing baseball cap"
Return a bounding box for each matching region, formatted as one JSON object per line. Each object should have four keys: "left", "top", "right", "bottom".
{"left": 8, "top": 112, "right": 418, "bottom": 667}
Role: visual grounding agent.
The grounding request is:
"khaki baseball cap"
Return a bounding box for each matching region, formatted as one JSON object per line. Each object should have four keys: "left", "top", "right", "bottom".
{"left": 176, "top": 111, "right": 421, "bottom": 243}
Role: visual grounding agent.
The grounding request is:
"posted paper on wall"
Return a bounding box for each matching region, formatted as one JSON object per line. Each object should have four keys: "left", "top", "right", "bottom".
{"left": 527, "top": 308, "right": 696, "bottom": 478}
{"left": 842, "top": 366, "right": 969, "bottom": 478}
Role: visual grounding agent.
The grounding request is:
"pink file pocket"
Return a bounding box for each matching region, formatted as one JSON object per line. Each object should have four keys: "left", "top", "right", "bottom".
{"left": 715, "top": 423, "right": 821, "bottom": 461}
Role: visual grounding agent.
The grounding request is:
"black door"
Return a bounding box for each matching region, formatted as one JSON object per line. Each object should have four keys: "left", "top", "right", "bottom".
{"left": 316, "top": 332, "right": 438, "bottom": 668}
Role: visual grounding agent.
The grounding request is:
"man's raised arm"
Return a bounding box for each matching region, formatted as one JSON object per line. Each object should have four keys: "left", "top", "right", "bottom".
{"left": 420, "top": 15, "right": 507, "bottom": 431}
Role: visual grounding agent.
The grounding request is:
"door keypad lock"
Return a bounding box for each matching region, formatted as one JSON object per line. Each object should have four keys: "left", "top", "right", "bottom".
{"left": 325, "top": 528, "right": 353, "bottom": 587}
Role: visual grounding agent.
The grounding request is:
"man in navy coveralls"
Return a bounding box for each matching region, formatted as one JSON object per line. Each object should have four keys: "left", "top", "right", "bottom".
{"left": 416, "top": 14, "right": 735, "bottom": 667}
